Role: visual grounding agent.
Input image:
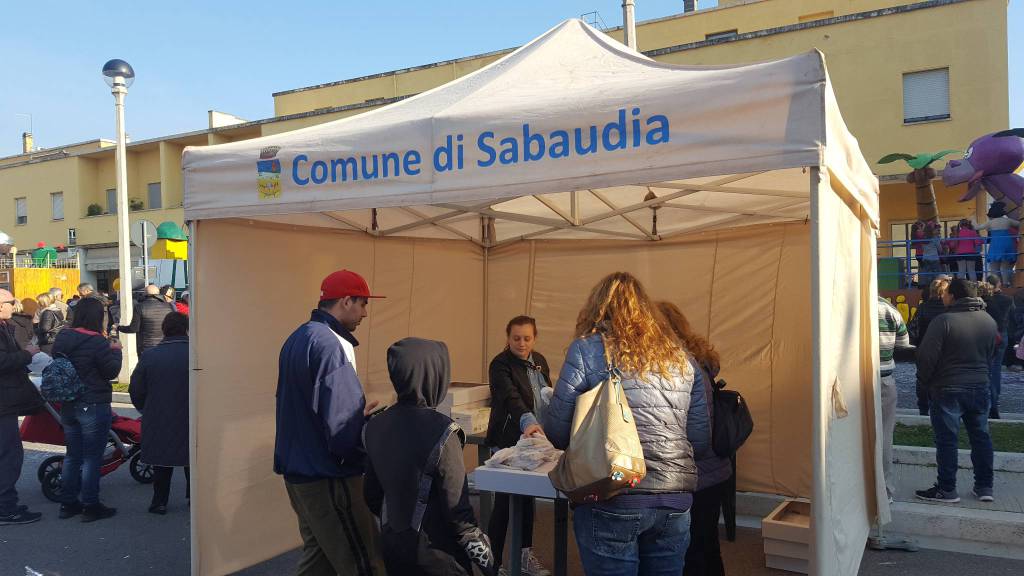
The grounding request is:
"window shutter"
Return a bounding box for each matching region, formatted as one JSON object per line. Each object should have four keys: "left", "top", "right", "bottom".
{"left": 903, "top": 69, "right": 950, "bottom": 123}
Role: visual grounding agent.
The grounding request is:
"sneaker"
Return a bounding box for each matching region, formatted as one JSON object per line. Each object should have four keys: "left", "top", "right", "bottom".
{"left": 0, "top": 509, "right": 42, "bottom": 525}
{"left": 148, "top": 504, "right": 167, "bottom": 515}
{"left": 81, "top": 503, "right": 117, "bottom": 523}
{"left": 915, "top": 485, "right": 960, "bottom": 503}
{"left": 972, "top": 487, "right": 995, "bottom": 503}
{"left": 58, "top": 502, "right": 83, "bottom": 519}
{"left": 521, "top": 547, "right": 551, "bottom": 576}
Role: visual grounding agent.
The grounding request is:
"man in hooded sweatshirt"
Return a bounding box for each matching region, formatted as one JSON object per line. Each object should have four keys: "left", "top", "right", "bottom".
{"left": 915, "top": 278, "right": 996, "bottom": 504}
{"left": 363, "top": 338, "right": 495, "bottom": 576}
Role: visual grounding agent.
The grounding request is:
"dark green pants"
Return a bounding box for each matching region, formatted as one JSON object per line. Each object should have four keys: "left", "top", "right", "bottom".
{"left": 285, "top": 475, "right": 383, "bottom": 576}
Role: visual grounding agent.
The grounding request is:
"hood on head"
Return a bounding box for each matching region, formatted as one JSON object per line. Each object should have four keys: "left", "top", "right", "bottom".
{"left": 387, "top": 337, "right": 450, "bottom": 408}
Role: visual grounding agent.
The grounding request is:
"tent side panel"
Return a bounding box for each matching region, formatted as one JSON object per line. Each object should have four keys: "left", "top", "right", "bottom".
{"left": 192, "top": 220, "right": 484, "bottom": 575}
{"left": 491, "top": 224, "right": 810, "bottom": 497}
{"left": 812, "top": 175, "right": 875, "bottom": 576}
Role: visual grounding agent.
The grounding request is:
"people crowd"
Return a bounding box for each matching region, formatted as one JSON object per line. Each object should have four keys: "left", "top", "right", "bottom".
{"left": 0, "top": 282, "right": 189, "bottom": 527}
{"left": 910, "top": 202, "right": 1021, "bottom": 287}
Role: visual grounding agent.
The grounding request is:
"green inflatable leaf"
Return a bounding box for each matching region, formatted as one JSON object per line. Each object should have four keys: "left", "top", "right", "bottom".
{"left": 929, "top": 150, "right": 960, "bottom": 163}
{"left": 878, "top": 153, "right": 914, "bottom": 165}
{"left": 906, "top": 154, "right": 934, "bottom": 170}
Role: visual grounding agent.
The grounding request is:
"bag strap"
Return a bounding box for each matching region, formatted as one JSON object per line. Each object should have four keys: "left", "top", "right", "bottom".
{"left": 409, "top": 421, "right": 461, "bottom": 533}
{"left": 599, "top": 333, "right": 632, "bottom": 423}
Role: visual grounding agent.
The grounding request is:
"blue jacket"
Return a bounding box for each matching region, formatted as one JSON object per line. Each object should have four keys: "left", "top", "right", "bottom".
{"left": 543, "top": 334, "right": 712, "bottom": 494}
{"left": 274, "top": 310, "right": 367, "bottom": 480}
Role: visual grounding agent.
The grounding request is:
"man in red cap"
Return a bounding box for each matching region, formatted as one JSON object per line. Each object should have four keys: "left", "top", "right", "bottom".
{"left": 274, "top": 270, "right": 384, "bottom": 575}
{"left": 0, "top": 289, "right": 44, "bottom": 525}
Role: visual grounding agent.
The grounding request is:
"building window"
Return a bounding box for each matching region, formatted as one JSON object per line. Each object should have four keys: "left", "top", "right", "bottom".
{"left": 706, "top": 29, "right": 738, "bottom": 41}
{"left": 903, "top": 68, "right": 950, "bottom": 124}
{"left": 15, "top": 197, "right": 27, "bottom": 225}
{"left": 51, "top": 192, "right": 64, "bottom": 221}
{"left": 68, "top": 228, "right": 77, "bottom": 246}
{"left": 147, "top": 182, "right": 162, "bottom": 210}
{"left": 106, "top": 188, "right": 117, "bottom": 214}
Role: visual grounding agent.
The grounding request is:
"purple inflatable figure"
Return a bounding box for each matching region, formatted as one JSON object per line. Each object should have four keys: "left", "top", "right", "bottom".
{"left": 943, "top": 129, "right": 1024, "bottom": 206}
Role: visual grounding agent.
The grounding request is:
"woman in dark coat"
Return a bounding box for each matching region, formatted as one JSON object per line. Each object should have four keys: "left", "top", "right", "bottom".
{"left": 52, "top": 297, "right": 122, "bottom": 522}
{"left": 129, "top": 312, "right": 189, "bottom": 514}
{"left": 483, "top": 315, "right": 551, "bottom": 575}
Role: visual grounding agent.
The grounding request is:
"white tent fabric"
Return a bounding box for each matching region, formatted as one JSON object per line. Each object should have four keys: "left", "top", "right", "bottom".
{"left": 183, "top": 19, "right": 883, "bottom": 576}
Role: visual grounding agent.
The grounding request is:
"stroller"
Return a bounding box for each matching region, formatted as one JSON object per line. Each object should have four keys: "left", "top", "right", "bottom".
{"left": 19, "top": 397, "right": 153, "bottom": 502}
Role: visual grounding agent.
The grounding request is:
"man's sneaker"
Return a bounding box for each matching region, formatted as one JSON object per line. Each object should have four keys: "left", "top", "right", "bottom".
{"left": 972, "top": 487, "right": 995, "bottom": 502}
{"left": 915, "top": 485, "right": 960, "bottom": 503}
{"left": 0, "top": 509, "right": 42, "bottom": 525}
{"left": 522, "top": 547, "right": 551, "bottom": 576}
{"left": 58, "top": 502, "right": 82, "bottom": 519}
{"left": 81, "top": 503, "right": 117, "bottom": 523}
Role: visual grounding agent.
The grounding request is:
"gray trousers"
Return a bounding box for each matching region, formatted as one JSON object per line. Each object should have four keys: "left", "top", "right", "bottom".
{"left": 0, "top": 414, "right": 24, "bottom": 514}
{"left": 881, "top": 375, "right": 898, "bottom": 499}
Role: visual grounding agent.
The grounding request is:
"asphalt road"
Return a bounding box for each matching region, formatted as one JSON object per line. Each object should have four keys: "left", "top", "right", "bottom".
{"left": 895, "top": 361, "right": 1024, "bottom": 414}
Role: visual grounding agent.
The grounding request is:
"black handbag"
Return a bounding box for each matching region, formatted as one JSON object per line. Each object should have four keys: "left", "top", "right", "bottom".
{"left": 711, "top": 379, "right": 754, "bottom": 458}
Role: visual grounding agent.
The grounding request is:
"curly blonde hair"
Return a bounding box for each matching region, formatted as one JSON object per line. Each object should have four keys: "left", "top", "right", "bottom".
{"left": 657, "top": 302, "right": 720, "bottom": 376}
{"left": 575, "top": 272, "right": 685, "bottom": 376}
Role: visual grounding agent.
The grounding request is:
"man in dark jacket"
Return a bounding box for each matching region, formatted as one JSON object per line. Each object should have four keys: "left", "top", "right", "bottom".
{"left": 915, "top": 279, "right": 996, "bottom": 504}
{"left": 364, "top": 338, "right": 495, "bottom": 576}
{"left": 274, "top": 270, "right": 384, "bottom": 576}
{"left": 0, "top": 289, "right": 43, "bottom": 525}
{"left": 129, "top": 312, "right": 190, "bottom": 514}
{"left": 118, "top": 284, "right": 174, "bottom": 355}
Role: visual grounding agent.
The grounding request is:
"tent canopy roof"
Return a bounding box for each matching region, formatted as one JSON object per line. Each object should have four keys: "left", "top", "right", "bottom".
{"left": 183, "top": 19, "right": 877, "bottom": 244}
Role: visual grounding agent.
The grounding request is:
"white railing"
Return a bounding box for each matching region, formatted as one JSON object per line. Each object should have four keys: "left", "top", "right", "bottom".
{"left": 0, "top": 255, "right": 80, "bottom": 269}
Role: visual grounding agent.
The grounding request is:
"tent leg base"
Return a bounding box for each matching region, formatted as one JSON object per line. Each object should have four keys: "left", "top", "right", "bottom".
{"left": 868, "top": 536, "right": 919, "bottom": 552}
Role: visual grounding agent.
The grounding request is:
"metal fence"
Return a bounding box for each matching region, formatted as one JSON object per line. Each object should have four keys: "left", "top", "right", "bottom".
{"left": 0, "top": 254, "right": 80, "bottom": 269}
{"left": 877, "top": 235, "right": 1020, "bottom": 288}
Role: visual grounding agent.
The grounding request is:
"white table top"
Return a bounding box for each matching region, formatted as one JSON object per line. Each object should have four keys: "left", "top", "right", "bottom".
{"left": 472, "top": 464, "right": 563, "bottom": 499}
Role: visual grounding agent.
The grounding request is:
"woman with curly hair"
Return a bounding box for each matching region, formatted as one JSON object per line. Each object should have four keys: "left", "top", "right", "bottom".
{"left": 658, "top": 302, "right": 731, "bottom": 576}
{"left": 543, "top": 272, "right": 711, "bottom": 575}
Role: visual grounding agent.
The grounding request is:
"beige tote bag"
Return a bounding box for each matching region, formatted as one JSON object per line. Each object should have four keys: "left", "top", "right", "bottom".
{"left": 548, "top": 336, "right": 646, "bottom": 504}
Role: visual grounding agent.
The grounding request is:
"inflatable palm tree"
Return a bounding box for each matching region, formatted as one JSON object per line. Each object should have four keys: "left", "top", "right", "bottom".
{"left": 878, "top": 150, "right": 959, "bottom": 223}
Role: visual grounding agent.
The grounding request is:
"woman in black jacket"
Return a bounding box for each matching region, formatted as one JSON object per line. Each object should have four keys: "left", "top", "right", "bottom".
{"left": 484, "top": 316, "right": 551, "bottom": 576}
{"left": 34, "top": 293, "right": 65, "bottom": 355}
{"left": 9, "top": 299, "right": 35, "bottom": 349}
{"left": 129, "top": 312, "right": 190, "bottom": 514}
{"left": 51, "top": 297, "right": 122, "bottom": 522}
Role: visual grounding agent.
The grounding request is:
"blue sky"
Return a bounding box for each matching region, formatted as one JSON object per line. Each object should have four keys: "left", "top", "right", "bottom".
{"left": 0, "top": 1, "right": 1019, "bottom": 158}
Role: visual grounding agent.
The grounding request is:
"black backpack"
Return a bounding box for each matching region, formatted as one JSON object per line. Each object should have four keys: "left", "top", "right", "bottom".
{"left": 711, "top": 379, "right": 754, "bottom": 457}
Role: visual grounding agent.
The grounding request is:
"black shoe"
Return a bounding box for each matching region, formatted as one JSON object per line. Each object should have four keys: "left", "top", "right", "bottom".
{"left": 989, "top": 410, "right": 1001, "bottom": 420}
{"left": 148, "top": 504, "right": 167, "bottom": 515}
{"left": 0, "top": 510, "right": 42, "bottom": 525}
{"left": 81, "top": 503, "right": 117, "bottom": 523}
{"left": 59, "top": 502, "right": 83, "bottom": 519}
{"left": 915, "top": 485, "right": 960, "bottom": 503}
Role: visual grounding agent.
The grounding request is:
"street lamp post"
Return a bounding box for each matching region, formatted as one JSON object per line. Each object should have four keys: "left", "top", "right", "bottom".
{"left": 102, "top": 59, "right": 138, "bottom": 379}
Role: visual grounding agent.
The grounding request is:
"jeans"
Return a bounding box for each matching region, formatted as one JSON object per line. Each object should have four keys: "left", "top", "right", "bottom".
{"left": 573, "top": 505, "right": 691, "bottom": 576}
{"left": 929, "top": 388, "right": 994, "bottom": 493}
{"left": 60, "top": 402, "right": 112, "bottom": 505}
{"left": 989, "top": 332, "right": 1008, "bottom": 415}
{"left": 0, "top": 414, "right": 24, "bottom": 514}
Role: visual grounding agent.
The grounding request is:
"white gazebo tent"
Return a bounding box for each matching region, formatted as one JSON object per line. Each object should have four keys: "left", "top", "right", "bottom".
{"left": 183, "top": 20, "right": 884, "bottom": 576}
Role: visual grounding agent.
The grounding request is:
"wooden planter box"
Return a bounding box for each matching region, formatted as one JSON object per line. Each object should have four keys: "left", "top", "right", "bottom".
{"left": 761, "top": 499, "right": 811, "bottom": 574}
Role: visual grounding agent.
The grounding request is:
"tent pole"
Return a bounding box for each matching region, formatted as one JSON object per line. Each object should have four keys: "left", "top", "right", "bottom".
{"left": 809, "top": 166, "right": 828, "bottom": 576}
{"left": 186, "top": 220, "right": 200, "bottom": 576}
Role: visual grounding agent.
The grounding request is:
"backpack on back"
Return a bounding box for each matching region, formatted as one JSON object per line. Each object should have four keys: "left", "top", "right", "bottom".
{"left": 711, "top": 379, "right": 754, "bottom": 458}
{"left": 40, "top": 354, "right": 84, "bottom": 403}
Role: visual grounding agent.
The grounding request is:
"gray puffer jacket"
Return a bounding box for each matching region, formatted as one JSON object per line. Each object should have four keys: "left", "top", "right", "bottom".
{"left": 544, "top": 333, "right": 710, "bottom": 494}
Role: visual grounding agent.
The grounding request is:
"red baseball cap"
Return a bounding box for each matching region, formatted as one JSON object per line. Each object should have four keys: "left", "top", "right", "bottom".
{"left": 320, "top": 270, "right": 384, "bottom": 301}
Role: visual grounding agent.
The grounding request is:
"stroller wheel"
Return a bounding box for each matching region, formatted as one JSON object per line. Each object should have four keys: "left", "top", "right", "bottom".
{"left": 130, "top": 452, "right": 155, "bottom": 484}
{"left": 37, "top": 455, "right": 63, "bottom": 483}
{"left": 41, "top": 468, "right": 64, "bottom": 503}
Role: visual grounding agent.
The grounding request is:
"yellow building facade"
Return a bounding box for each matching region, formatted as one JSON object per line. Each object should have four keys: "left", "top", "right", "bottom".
{"left": 0, "top": 0, "right": 1010, "bottom": 288}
